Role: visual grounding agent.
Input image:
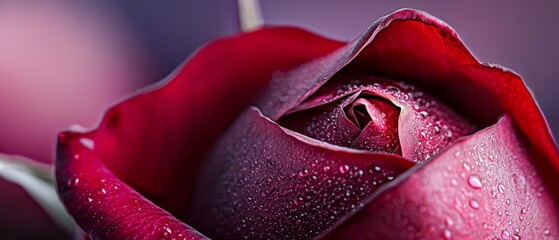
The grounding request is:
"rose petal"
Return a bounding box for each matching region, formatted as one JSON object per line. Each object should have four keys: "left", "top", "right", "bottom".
{"left": 56, "top": 132, "right": 208, "bottom": 239}
{"left": 349, "top": 9, "right": 559, "bottom": 197}
{"left": 278, "top": 93, "right": 362, "bottom": 148}
{"left": 281, "top": 75, "right": 475, "bottom": 162}
{"left": 347, "top": 97, "right": 400, "bottom": 153}
{"left": 320, "top": 115, "right": 559, "bottom": 239}
{"left": 55, "top": 27, "right": 343, "bottom": 238}
{"left": 187, "top": 108, "right": 414, "bottom": 239}
{"left": 257, "top": 8, "right": 559, "bottom": 198}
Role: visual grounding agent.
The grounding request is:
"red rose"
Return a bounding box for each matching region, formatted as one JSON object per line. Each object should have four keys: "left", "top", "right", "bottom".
{"left": 55, "top": 9, "right": 559, "bottom": 239}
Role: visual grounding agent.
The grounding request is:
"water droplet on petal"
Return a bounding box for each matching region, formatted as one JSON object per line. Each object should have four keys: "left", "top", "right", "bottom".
{"left": 162, "top": 227, "right": 172, "bottom": 238}
{"left": 339, "top": 165, "right": 349, "bottom": 174}
{"left": 445, "top": 217, "right": 454, "bottom": 226}
{"left": 469, "top": 199, "right": 480, "bottom": 209}
{"left": 467, "top": 175, "right": 483, "bottom": 189}
{"left": 462, "top": 162, "right": 471, "bottom": 172}
{"left": 67, "top": 177, "right": 79, "bottom": 187}
{"left": 450, "top": 179, "right": 458, "bottom": 186}
{"left": 87, "top": 198, "right": 93, "bottom": 202}
{"left": 442, "top": 229, "right": 452, "bottom": 239}
{"left": 298, "top": 169, "right": 309, "bottom": 178}
{"left": 293, "top": 197, "right": 304, "bottom": 206}
{"left": 501, "top": 230, "right": 510, "bottom": 239}
{"left": 498, "top": 183, "right": 505, "bottom": 194}
{"left": 79, "top": 138, "right": 95, "bottom": 150}
{"left": 97, "top": 188, "right": 107, "bottom": 195}
{"left": 544, "top": 228, "right": 551, "bottom": 235}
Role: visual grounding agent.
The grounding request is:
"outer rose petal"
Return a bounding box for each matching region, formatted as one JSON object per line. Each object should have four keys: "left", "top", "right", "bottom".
{"left": 348, "top": 10, "right": 559, "bottom": 199}
{"left": 55, "top": 27, "right": 343, "bottom": 239}
{"left": 57, "top": 132, "right": 207, "bottom": 239}
{"left": 256, "top": 9, "right": 559, "bottom": 198}
{"left": 187, "top": 108, "right": 413, "bottom": 239}
{"left": 320, "top": 115, "right": 559, "bottom": 239}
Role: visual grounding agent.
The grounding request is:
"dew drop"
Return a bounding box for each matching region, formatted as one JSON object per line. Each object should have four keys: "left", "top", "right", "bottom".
{"left": 79, "top": 138, "right": 95, "bottom": 150}
{"left": 387, "top": 86, "right": 400, "bottom": 92}
{"left": 162, "top": 227, "right": 172, "bottom": 238}
{"left": 73, "top": 154, "right": 80, "bottom": 160}
{"left": 544, "top": 228, "right": 551, "bottom": 235}
{"left": 419, "top": 111, "right": 428, "bottom": 118}
{"left": 443, "top": 229, "right": 452, "bottom": 239}
{"left": 467, "top": 175, "right": 483, "bottom": 189}
{"left": 293, "top": 197, "right": 304, "bottom": 206}
{"left": 462, "top": 162, "right": 471, "bottom": 172}
{"left": 298, "top": 169, "right": 309, "bottom": 178}
{"left": 469, "top": 199, "right": 480, "bottom": 209}
{"left": 323, "top": 166, "right": 331, "bottom": 172}
{"left": 339, "top": 165, "right": 349, "bottom": 174}
{"left": 97, "top": 188, "right": 107, "bottom": 195}
{"left": 512, "top": 233, "right": 521, "bottom": 240}
{"left": 501, "top": 230, "right": 510, "bottom": 239}
{"left": 67, "top": 177, "right": 80, "bottom": 187}
{"left": 357, "top": 170, "right": 364, "bottom": 176}
{"left": 370, "top": 166, "right": 381, "bottom": 174}
{"left": 498, "top": 184, "right": 505, "bottom": 194}
{"left": 445, "top": 217, "right": 454, "bottom": 226}
{"left": 520, "top": 207, "right": 527, "bottom": 214}
{"left": 450, "top": 179, "right": 458, "bottom": 186}
{"left": 87, "top": 198, "right": 93, "bottom": 202}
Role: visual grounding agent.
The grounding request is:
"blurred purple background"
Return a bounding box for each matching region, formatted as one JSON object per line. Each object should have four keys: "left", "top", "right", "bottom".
{"left": 0, "top": 1, "right": 557, "bottom": 239}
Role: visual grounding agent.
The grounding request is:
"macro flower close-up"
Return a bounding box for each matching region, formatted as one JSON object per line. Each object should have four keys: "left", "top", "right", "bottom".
{"left": 1, "top": 1, "right": 558, "bottom": 240}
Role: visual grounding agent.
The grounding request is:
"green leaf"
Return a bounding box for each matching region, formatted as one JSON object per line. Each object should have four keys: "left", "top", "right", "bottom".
{"left": 0, "top": 153, "right": 76, "bottom": 235}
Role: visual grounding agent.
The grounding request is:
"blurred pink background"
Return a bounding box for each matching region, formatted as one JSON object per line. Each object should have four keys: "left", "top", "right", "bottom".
{"left": 0, "top": 1, "right": 557, "bottom": 239}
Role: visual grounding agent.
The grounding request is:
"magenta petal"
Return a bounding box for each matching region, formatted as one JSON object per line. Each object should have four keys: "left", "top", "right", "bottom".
{"left": 187, "top": 108, "right": 414, "bottom": 239}
{"left": 278, "top": 93, "right": 362, "bottom": 148}
{"left": 347, "top": 10, "right": 559, "bottom": 197}
{"left": 56, "top": 133, "right": 208, "bottom": 239}
{"left": 320, "top": 115, "right": 559, "bottom": 239}
{"left": 256, "top": 9, "right": 559, "bottom": 199}
{"left": 54, "top": 27, "right": 344, "bottom": 239}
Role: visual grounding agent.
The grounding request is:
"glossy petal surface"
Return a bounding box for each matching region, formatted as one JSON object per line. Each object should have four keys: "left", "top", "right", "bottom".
{"left": 321, "top": 116, "right": 559, "bottom": 239}
{"left": 187, "top": 108, "right": 413, "bottom": 239}
{"left": 54, "top": 8, "right": 559, "bottom": 240}
{"left": 56, "top": 132, "right": 208, "bottom": 239}
{"left": 55, "top": 27, "right": 343, "bottom": 239}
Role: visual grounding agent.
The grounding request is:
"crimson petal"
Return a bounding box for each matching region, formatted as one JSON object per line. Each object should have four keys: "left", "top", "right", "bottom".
{"left": 347, "top": 9, "right": 559, "bottom": 198}
{"left": 55, "top": 27, "right": 343, "bottom": 239}
{"left": 56, "top": 133, "right": 207, "bottom": 239}
{"left": 320, "top": 115, "right": 559, "bottom": 239}
{"left": 258, "top": 8, "right": 559, "bottom": 198}
{"left": 187, "top": 108, "right": 413, "bottom": 239}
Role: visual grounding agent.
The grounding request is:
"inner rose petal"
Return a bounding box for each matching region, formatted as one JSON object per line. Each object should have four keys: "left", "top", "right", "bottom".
{"left": 187, "top": 108, "right": 413, "bottom": 239}
{"left": 280, "top": 74, "right": 476, "bottom": 163}
{"left": 344, "top": 97, "right": 400, "bottom": 153}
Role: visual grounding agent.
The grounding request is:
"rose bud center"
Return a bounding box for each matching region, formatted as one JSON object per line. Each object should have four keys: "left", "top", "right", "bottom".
{"left": 278, "top": 73, "right": 476, "bottom": 163}
{"left": 344, "top": 97, "right": 400, "bottom": 153}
